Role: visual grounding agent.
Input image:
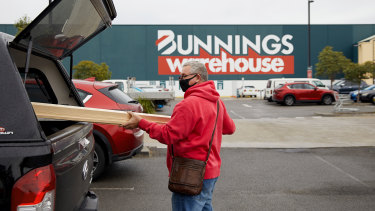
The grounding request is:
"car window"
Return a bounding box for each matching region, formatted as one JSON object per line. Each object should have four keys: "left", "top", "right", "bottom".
{"left": 115, "top": 82, "right": 125, "bottom": 91}
{"left": 99, "top": 86, "right": 134, "bottom": 104}
{"left": 267, "top": 80, "right": 271, "bottom": 88}
{"left": 245, "top": 86, "right": 255, "bottom": 89}
{"left": 18, "top": 68, "right": 58, "bottom": 104}
{"left": 365, "top": 85, "right": 375, "bottom": 90}
{"left": 290, "top": 84, "right": 304, "bottom": 89}
{"left": 77, "top": 89, "right": 93, "bottom": 103}
{"left": 303, "top": 84, "right": 315, "bottom": 90}
{"left": 312, "top": 81, "right": 325, "bottom": 87}
{"left": 14, "top": 0, "right": 113, "bottom": 59}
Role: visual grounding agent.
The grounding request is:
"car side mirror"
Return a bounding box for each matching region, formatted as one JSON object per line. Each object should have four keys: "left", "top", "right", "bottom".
{"left": 314, "top": 87, "right": 318, "bottom": 91}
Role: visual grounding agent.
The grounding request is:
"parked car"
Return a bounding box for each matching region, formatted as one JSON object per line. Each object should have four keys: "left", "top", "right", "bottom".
{"left": 139, "top": 85, "right": 170, "bottom": 92}
{"left": 73, "top": 79, "right": 144, "bottom": 179}
{"left": 358, "top": 89, "right": 375, "bottom": 103}
{"left": 103, "top": 79, "right": 175, "bottom": 110}
{"left": 349, "top": 85, "right": 375, "bottom": 102}
{"left": 238, "top": 86, "right": 258, "bottom": 97}
{"left": 332, "top": 79, "right": 368, "bottom": 94}
{"left": 272, "top": 82, "right": 337, "bottom": 106}
{"left": 265, "top": 78, "right": 328, "bottom": 102}
{"left": 0, "top": 0, "right": 116, "bottom": 210}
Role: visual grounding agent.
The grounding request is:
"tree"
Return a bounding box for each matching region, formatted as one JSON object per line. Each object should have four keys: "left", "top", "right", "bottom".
{"left": 363, "top": 61, "right": 375, "bottom": 84}
{"left": 73, "top": 61, "right": 112, "bottom": 81}
{"left": 15, "top": 15, "right": 31, "bottom": 36}
{"left": 343, "top": 61, "right": 371, "bottom": 102}
{"left": 315, "top": 46, "right": 350, "bottom": 89}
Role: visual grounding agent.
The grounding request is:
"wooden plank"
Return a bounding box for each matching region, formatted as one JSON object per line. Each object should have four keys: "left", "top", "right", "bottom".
{"left": 31, "top": 102, "right": 170, "bottom": 125}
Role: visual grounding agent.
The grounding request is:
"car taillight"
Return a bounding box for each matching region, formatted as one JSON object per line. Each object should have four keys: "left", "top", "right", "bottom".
{"left": 270, "top": 90, "right": 273, "bottom": 94}
{"left": 11, "top": 164, "right": 56, "bottom": 211}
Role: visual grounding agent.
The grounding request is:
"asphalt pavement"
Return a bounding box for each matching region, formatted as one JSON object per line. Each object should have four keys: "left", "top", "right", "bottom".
{"left": 92, "top": 98, "right": 375, "bottom": 211}
{"left": 93, "top": 147, "right": 375, "bottom": 211}
{"left": 144, "top": 98, "right": 375, "bottom": 149}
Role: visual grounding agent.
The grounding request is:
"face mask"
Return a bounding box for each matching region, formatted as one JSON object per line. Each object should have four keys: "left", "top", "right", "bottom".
{"left": 179, "top": 74, "right": 197, "bottom": 92}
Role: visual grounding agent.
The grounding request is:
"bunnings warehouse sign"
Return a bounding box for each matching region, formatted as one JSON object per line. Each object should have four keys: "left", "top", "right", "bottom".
{"left": 156, "top": 30, "right": 294, "bottom": 75}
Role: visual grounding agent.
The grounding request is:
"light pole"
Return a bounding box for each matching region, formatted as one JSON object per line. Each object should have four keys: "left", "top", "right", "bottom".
{"left": 307, "top": 0, "right": 314, "bottom": 78}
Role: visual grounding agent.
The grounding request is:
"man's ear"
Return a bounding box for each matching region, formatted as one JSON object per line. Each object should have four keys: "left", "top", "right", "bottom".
{"left": 196, "top": 74, "right": 202, "bottom": 82}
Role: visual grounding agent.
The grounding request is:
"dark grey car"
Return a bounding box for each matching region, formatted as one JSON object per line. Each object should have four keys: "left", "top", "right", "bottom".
{"left": 0, "top": 0, "right": 116, "bottom": 210}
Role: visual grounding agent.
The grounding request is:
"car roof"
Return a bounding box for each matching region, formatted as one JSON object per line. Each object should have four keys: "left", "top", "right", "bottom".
{"left": 73, "top": 79, "right": 116, "bottom": 90}
{"left": 284, "top": 82, "right": 313, "bottom": 85}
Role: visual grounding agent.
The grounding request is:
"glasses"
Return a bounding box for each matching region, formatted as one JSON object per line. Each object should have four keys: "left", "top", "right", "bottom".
{"left": 178, "top": 73, "right": 197, "bottom": 80}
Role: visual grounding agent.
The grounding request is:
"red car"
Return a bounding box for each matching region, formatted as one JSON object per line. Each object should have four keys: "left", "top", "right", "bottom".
{"left": 272, "top": 82, "right": 337, "bottom": 106}
{"left": 73, "top": 79, "right": 144, "bottom": 179}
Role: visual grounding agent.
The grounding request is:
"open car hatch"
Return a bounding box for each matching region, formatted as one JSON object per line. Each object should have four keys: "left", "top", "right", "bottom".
{"left": 12, "top": 0, "right": 116, "bottom": 60}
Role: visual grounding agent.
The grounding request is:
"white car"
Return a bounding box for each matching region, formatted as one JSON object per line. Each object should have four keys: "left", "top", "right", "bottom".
{"left": 238, "top": 86, "right": 257, "bottom": 97}
{"left": 138, "top": 86, "right": 170, "bottom": 92}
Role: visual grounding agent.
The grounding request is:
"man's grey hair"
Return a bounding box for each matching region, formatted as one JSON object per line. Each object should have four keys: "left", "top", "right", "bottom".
{"left": 183, "top": 61, "right": 208, "bottom": 81}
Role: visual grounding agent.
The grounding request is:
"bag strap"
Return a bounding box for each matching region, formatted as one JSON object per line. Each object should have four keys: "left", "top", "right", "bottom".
{"left": 205, "top": 100, "right": 220, "bottom": 162}
{"left": 171, "top": 100, "right": 220, "bottom": 161}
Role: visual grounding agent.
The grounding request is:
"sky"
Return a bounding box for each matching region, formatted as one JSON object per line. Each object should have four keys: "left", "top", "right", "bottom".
{"left": 0, "top": 0, "right": 374, "bottom": 25}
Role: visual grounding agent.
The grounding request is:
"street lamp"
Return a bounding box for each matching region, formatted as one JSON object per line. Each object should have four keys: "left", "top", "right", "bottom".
{"left": 307, "top": 0, "right": 314, "bottom": 78}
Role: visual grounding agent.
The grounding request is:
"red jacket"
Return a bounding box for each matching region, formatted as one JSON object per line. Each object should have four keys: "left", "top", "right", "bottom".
{"left": 138, "top": 81, "right": 236, "bottom": 179}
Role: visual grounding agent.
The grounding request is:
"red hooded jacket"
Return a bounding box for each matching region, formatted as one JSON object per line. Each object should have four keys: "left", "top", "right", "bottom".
{"left": 138, "top": 81, "right": 236, "bottom": 179}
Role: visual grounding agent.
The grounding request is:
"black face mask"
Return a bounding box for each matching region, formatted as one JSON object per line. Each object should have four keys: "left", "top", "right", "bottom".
{"left": 179, "top": 74, "right": 197, "bottom": 92}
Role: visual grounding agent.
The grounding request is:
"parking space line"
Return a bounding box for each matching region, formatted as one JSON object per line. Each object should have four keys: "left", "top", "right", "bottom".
{"left": 314, "top": 155, "right": 369, "bottom": 187}
{"left": 295, "top": 117, "right": 305, "bottom": 119}
{"left": 91, "top": 187, "right": 135, "bottom": 191}
{"left": 230, "top": 110, "right": 245, "bottom": 119}
{"left": 242, "top": 104, "right": 252, "bottom": 108}
{"left": 312, "top": 116, "right": 323, "bottom": 118}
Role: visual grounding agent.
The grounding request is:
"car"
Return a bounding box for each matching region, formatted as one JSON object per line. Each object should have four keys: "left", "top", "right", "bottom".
{"left": 332, "top": 79, "right": 368, "bottom": 94}
{"left": 358, "top": 89, "right": 375, "bottom": 103}
{"left": 349, "top": 85, "right": 375, "bottom": 102}
{"left": 0, "top": 0, "right": 116, "bottom": 210}
{"left": 238, "top": 86, "right": 258, "bottom": 97}
{"left": 264, "top": 78, "right": 328, "bottom": 101}
{"left": 73, "top": 79, "right": 144, "bottom": 179}
{"left": 138, "top": 85, "right": 170, "bottom": 92}
{"left": 272, "top": 82, "right": 337, "bottom": 106}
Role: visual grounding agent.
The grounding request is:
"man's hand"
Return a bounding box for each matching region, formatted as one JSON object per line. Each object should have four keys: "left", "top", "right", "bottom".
{"left": 123, "top": 112, "right": 142, "bottom": 129}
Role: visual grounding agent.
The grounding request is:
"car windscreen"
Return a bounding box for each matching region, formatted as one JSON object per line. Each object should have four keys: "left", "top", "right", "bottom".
{"left": 99, "top": 86, "right": 134, "bottom": 104}
{"left": 312, "top": 80, "right": 325, "bottom": 87}
{"left": 276, "top": 84, "right": 284, "bottom": 89}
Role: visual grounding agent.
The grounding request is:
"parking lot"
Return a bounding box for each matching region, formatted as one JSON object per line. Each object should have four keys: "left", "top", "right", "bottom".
{"left": 92, "top": 98, "right": 375, "bottom": 211}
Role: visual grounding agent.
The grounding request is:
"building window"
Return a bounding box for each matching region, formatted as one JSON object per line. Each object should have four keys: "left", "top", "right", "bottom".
{"left": 160, "top": 80, "right": 166, "bottom": 88}
{"left": 150, "top": 81, "right": 156, "bottom": 85}
{"left": 217, "top": 80, "right": 224, "bottom": 90}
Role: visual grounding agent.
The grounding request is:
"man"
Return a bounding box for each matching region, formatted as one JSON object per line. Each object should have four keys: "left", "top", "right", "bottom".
{"left": 123, "top": 61, "right": 235, "bottom": 211}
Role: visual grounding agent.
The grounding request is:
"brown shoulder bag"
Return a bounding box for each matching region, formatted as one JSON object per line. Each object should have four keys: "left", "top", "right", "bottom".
{"left": 168, "top": 101, "right": 219, "bottom": 195}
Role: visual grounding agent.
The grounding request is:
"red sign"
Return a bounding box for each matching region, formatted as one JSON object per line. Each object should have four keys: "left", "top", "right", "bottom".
{"left": 158, "top": 48, "right": 294, "bottom": 75}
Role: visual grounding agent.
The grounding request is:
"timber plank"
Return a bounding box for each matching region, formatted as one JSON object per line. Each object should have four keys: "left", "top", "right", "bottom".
{"left": 31, "top": 102, "right": 170, "bottom": 125}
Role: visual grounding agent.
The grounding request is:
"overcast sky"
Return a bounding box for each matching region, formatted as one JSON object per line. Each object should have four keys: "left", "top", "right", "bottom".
{"left": 0, "top": 0, "right": 374, "bottom": 25}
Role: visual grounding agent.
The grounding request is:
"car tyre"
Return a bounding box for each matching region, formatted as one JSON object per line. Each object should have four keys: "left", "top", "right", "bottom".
{"left": 322, "top": 95, "right": 333, "bottom": 105}
{"left": 93, "top": 143, "right": 106, "bottom": 180}
{"left": 283, "top": 95, "right": 295, "bottom": 106}
{"left": 372, "top": 95, "right": 375, "bottom": 105}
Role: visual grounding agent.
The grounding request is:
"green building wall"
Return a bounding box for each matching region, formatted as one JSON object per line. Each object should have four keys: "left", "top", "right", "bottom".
{"left": 1, "top": 24, "right": 375, "bottom": 81}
